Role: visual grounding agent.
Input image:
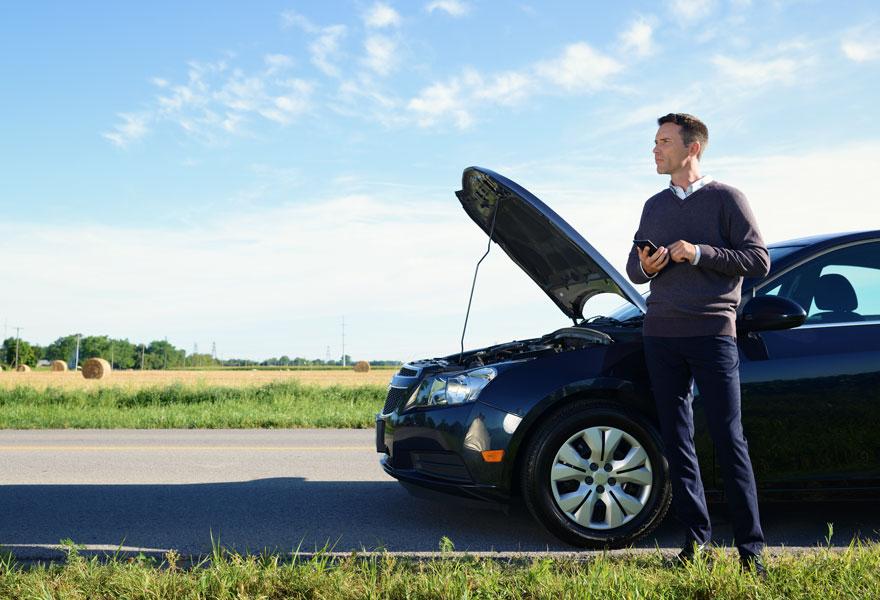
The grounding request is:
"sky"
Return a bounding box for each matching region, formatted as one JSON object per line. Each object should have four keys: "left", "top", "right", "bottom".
{"left": 2, "top": 0, "right": 879, "bottom": 362}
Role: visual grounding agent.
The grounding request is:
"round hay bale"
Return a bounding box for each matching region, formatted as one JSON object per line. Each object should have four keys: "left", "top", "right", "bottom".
{"left": 51, "top": 360, "right": 68, "bottom": 372}
{"left": 16, "top": 364, "right": 31, "bottom": 372}
{"left": 82, "top": 358, "right": 112, "bottom": 380}
{"left": 353, "top": 360, "right": 371, "bottom": 373}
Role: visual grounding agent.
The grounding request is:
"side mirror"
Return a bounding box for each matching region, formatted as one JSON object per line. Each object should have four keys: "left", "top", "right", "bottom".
{"left": 738, "top": 296, "right": 806, "bottom": 333}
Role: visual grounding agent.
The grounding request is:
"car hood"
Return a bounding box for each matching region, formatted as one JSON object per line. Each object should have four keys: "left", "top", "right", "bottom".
{"left": 456, "top": 167, "right": 647, "bottom": 319}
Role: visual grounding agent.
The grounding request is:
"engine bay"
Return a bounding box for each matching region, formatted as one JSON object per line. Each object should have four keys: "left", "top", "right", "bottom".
{"left": 450, "top": 326, "right": 614, "bottom": 368}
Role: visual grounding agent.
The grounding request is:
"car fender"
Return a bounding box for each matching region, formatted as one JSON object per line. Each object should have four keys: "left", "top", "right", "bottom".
{"left": 484, "top": 376, "right": 656, "bottom": 494}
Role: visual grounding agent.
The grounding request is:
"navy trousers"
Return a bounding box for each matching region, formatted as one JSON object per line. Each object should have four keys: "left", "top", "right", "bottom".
{"left": 643, "top": 334, "right": 764, "bottom": 558}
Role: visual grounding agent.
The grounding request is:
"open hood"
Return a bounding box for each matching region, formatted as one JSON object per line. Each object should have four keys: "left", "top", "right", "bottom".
{"left": 456, "top": 167, "right": 647, "bottom": 319}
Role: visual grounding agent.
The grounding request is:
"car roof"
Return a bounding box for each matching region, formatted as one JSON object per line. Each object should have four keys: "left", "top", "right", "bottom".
{"left": 770, "top": 229, "right": 880, "bottom": 250}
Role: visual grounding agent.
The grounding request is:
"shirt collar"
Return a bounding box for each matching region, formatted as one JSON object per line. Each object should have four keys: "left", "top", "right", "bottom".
{"left": 669, "top": 175, "right": 713, "bottom": 200}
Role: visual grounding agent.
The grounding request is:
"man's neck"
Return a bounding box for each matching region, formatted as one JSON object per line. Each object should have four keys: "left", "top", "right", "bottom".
{"left": 670, "top": 170, "right": 703, "bottom": 190}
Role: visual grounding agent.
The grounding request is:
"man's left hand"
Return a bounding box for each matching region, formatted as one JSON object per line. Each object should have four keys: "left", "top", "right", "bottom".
{"left": 667, "top": 240, "right": 697, "bottom": 263}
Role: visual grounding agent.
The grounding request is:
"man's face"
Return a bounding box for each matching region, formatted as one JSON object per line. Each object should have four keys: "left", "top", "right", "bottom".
{"left": 653, "top": 122, "right": 691, "bottom": 175}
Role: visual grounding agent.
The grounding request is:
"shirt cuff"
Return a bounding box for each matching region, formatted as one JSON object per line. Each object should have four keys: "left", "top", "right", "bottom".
{"left": 690, "top": 244, "right": 701, "bottom": 266}
{"left": 640, "top": 262, "right": 657, "bottom": 279}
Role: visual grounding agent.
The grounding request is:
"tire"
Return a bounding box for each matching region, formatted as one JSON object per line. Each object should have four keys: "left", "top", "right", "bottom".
{"left": 520, "top": 401, "right": 671, "bottom": 548}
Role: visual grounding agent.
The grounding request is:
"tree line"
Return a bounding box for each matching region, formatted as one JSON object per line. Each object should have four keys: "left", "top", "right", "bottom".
{"left": 1, "top": 335, "right": 398, "bottom": 370}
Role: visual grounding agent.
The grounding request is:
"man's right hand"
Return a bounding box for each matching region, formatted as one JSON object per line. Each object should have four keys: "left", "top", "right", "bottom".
{"left": 639, "top": 245, "right": 669, "bottom": 275}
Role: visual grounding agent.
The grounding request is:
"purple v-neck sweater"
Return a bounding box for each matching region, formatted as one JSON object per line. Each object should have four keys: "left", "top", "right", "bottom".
{"left": 625, "top": 181, "right": 770, "bottom": 337}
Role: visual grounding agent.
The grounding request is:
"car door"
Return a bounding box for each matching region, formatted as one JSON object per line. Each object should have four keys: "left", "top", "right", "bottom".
{"left": 737, "top": 239, "right": 880, "bottom": 493}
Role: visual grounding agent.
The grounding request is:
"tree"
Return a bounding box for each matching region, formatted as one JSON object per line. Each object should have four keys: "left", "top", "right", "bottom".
{"left": 81, "top": 335, "right": 112, "bottom": 361}
{"left": 2, "top": 337, "right": 37, "bottom": 368}
{"left": 108, "top": 339, "right": 138, "bottom": 369}
{"left": 145, "top": 340, "right": 186, "bottom": 369}
{"left": 44, "top": 334, "right": 81, "bottom": 366}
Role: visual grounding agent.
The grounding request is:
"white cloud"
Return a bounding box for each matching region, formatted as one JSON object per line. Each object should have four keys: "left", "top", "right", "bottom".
{"left": 364, "top": 2, "right": 402, "bottom": 28}
{"left": 102, "top": 113, "right": 150, "bottom": 147}
{"left": 841, "top": 27, "right": 880, "bottom": 62}
{"left": 472, "top": 71, "right": 533, "bottom": 105}
{"left": 261, "top": 79, "right": 314, "bottom": 125}
{"left": 426, "top": 0, "right": 470, "bottom": 17}
{"left": 264, "top": 53, "right": 295, "bottom": 74}
{"left": 280, "top": 9, "right": 347, "bottom": 76}
{"left": 842, "top": 40, "right": 880, "bottom": 62}
{"left": 619, "top": 16, "right": 656, "bottom": 58}
{"left": 535, "top": 42, "right": 623, "bottom": 92}
{"left": 669, "top": 0, "right": 714, "bottom": 22}
{"left": 106, "top": 54, "right": 315, "bottom": 146}
{"left": 334, "top": 76, "right": 406, "bottom": 127}
{"left": 280, "top": 9, "right": 319, "bottom": 33}
{"left": 151, "top": 77, "right": 169, "bottom": 88}
{"left": 407, "top": 77, "right": 473, "bottom": 129}
{"left": 363, "top": 35, "right": 398, "bottom": 76}
{"left": 710, "top": 54, "right": 801, "bottom": 87}
{"left": 309, "top": 24, "right": 347, "bottom": 77}
{"left": 405, "top": 42, "right": 621, "bottom": 129}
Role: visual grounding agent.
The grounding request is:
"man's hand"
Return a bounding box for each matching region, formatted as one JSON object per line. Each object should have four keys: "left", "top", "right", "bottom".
{"left": 667, "top": 240, "right": 697, "bottom": 263}
{"left": 639, "top": 245, "right": 669, "bottom": 275}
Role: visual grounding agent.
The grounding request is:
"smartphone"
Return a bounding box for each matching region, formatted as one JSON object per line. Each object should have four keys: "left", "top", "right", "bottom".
{"left": 633, "top": 239, "right": 658, "bottom": 256}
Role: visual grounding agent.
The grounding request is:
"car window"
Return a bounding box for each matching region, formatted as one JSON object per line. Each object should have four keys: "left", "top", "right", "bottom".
{"left": 809, "top": 264, "right": 880, "bottom": 319}
{"left": 757, "top": 241, "right": 880, "bottom": 324}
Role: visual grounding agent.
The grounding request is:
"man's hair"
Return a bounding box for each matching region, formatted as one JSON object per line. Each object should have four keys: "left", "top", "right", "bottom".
{"left": 658, "top": 113, "right": 708, "bottom": 158}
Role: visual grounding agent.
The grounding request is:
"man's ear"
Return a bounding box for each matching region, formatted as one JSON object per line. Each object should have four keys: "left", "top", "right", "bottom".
{"left": 689, "top": 141, "right": 701, "bottom": 158}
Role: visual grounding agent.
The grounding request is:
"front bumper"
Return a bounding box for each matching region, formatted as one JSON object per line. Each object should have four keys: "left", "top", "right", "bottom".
{"left": 376, "top": 370, "right": 523, "bottom": 504}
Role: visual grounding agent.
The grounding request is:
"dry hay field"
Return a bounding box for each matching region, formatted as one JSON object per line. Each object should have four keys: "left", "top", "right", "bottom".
{"left": 0, "top": 368, "right": 395, "bottom": 391}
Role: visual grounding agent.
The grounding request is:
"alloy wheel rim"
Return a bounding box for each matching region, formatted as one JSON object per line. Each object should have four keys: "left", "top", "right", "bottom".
{"left": 549, "top": 425, "right": 653, "bottom": 530}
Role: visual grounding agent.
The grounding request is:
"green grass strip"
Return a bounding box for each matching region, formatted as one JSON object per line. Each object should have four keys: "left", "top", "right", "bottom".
{"left": 1, "top": 542, "right": 878, "bottom": 599}
{"left": 0, "top": 382, "right": 386, "bottom": 429}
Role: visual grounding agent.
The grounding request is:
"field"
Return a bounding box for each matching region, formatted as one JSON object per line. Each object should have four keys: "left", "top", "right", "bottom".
{"left": 0, "top": 368, "right": 395, "bottom": 390}
{"left": 0, "top": 369, "right": 392, "bottom": 429}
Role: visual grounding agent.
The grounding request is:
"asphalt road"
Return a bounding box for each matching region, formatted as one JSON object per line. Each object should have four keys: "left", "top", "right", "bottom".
{"left": 1, "top": 429, "right": 877, "bottom": 561}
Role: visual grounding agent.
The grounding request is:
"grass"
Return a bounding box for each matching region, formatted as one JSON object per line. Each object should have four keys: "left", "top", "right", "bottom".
{"left": 1, "top": 541, "right": 878, "bottom": 599}
{"left": 0, "top": 380, "right": 386, "bottom": 428}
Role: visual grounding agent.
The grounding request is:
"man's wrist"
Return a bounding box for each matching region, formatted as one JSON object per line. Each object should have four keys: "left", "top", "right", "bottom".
{"left": 690, "top": 244, "right": 701, "bottom": 265}
{"left": 640, "top": 262, "right": 657, "bottom": 279}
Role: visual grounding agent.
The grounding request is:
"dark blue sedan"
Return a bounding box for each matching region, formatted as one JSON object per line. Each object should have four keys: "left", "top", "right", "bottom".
{"left": 377, "top": 167, "right": 880, "bottom": 548}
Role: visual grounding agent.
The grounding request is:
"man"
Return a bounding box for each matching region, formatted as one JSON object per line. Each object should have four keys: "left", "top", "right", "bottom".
{"left": 625, "top": 113, "right": 770, "bottom": 574}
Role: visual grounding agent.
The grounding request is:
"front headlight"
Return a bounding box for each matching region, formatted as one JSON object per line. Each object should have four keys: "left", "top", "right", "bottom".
{"left": 406, "top": 367, "right": 497, "bottom": 409}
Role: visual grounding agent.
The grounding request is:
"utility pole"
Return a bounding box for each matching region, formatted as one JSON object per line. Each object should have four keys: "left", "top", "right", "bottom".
{"left": 110, "top": 343, "right": 114, "bottom": 369}
{"left": 211, "top": 341, "right": 217, "bottom": 362}
{"left": 163, "top": 336, "right": 168, "bottom": 370}
{"left": 74, "top": 334, "right": 81, "bottom": 370}
{"left": 341, "top": 316, "right": 346, "bottom": 367}
{"left": 140, "top": 344, "right": 145, "bottom": 370}
{"left": 13, "top": 326, "right": 22, "bottom": 369}
{"left": 193, "top": 342, "right": 198, "bottom": 368}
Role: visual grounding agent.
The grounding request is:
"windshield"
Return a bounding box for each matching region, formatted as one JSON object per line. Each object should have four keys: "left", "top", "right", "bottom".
{"left": 603, "top": 293, "right": 648, "bottom": 321}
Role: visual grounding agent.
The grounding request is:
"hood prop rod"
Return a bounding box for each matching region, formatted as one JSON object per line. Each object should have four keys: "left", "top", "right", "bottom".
{"left": 459, "top": 196, "right": 501, "bottom": 364}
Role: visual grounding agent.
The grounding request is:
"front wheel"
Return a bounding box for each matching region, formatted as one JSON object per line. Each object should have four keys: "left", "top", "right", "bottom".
{"left": 520, "top": 401, "right": 671, "bottom": 548}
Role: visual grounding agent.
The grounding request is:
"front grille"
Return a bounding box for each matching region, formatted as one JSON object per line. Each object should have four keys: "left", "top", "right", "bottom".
{"left": 398, "top": 366, "right": 418, "bottom": 377}
{"left": 382, "top": 385, "right": 410, "bottom": 414}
